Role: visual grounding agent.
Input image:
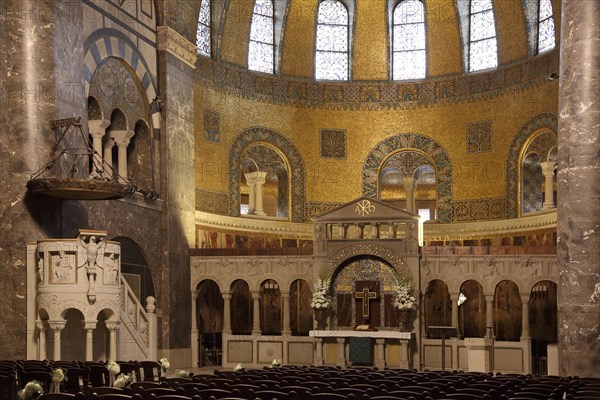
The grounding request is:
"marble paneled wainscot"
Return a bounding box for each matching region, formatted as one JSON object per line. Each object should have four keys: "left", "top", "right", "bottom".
{"left": 26, "top": 229, "right": 157, "bottom": 361}
{"left": 310, "top": 330, "right": 413, "bottom": 369}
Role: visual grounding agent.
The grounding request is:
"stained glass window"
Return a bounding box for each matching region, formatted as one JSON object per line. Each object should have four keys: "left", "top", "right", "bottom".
{"left": 468, "top": 0, "right": 497, "bottom": 72}
{"left": 315, "top": 0, "right": 349, "bottom": 81}
{"left": 248, "top": 0, "right": 274, "bottom": 74}
{"left": 196, "top": 0, "right": 211, "bottom": 57}
{"left": 537, "top": 0, "right": 555, "bottom": 53}
{"left": 392, "top": 0, "right": 426, "bottom": 80}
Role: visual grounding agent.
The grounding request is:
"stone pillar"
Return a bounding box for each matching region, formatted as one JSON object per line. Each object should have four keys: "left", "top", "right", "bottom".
{"left": 404, "top": 176, "right": 416, "bottom": 214}
{"left": 252, "top": 292, "right": 261, "bottom": 335}
{"left": 83, "top": 321, "right": 97, "bottom": 362}
{"left": 103, "top": 138, "right": 115, "bottom": 180}
{"left": 110, "top": 130, "right": 135, "bottom": 183}
{"left": 485, "top": 295, "right": 494, "bottom": 339}
{"left": 244, "top": 173, "right": 256, "bottom": 214}
{"left": 541, "top": 161, "right": 556, "bottom": 209}
{"left": 557, "top": 0, "right": 600, "bottom": 378}
{"left": 281, "top": 292, "right": 291, "bottom": 335}
{"left": 190, "top": 291, "right": 199, "bottom": 367}
{"left": 88, "top": 119, "right": 110, "bottom": 178}
{"left": 336, "top": 338, "right": 346, "bottom": 367}
{"left": 146, "top": 296, "right": 157, "bottom": 360}
{"left": 222, "top": 293, "right": 232, "bottom": 334}
{"left": 450, "top": 293, "right": 459, "bottom": 338}
{"left": 375, "top": 338, "right": 386, "bottom": 369}
{"left": 314, "top": 338, "right": 324, "bottom": 366}
{"left": 36, "top": 320, "right": 46, "bottom": 361}
{"left": 48, "top": 320, "right": 66, "bottom": 361}
{"left": 399, "top": 339, "right": 410, "bottom": 369}
{"left": 105, "top": 321, "right": 119, "bottom": 361}
{"left": 520, "top": 295, "right": 531, "bottom": 341}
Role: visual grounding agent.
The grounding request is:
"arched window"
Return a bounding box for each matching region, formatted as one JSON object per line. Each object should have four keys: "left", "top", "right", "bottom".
{"left": 537, "top": 0, "right": 555, "bottom": 53}
{"left": 519, "top": 130, "right": 557, "bottom": 215}
{"left": 248, "top": 0, "right": 275, "bottom": 74}
{"left": 468, "top": 0, "right": 498, "bottom": 72}
{"left": 260, "top": 279, "right": 281, "bottom": 335}
{"left": 392, "top": 0, "right": 426, "bottom": 80}
{"left": 197, "top": 0, "right": 211, "bottom": 57}
{"left": 315, "top": 0, "right": 349, "bottom": 81}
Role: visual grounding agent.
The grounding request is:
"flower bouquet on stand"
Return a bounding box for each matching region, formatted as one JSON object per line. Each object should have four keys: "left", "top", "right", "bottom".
{"left": 50, "top": 368, "right": 67, "bottom": 393}
{"left": 269, "top": 359, "right": 282, "bottom": 369}
{"left": 159, "top": 358, "right": 170, "bottom": 375}
{"left": 311, "top": 278, "right": 331, "bottom": 330}
{"left": 113, "top": 373, "right": 133, "bottom": 389}
{"left": 18, "top": 381, "right": 43, "bottom": 400}
{"left": 106, "top": 361, "right": 120, "bottom": 387}
{"left": 392, "top": 279, "right": 417, "bottom": 332}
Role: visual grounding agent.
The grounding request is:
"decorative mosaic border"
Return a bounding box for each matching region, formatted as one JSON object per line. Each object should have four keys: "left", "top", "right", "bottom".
{"left": 228, "top": 127, "right": 306, "bottom": 222}
{"left": 505, "top": 113, "right": 558, "bottom": 219}
{"left": 196, "top": 189, "right": 229, "bottom": 215}
{"left": 452, "top": 197, "right": 506, "bottom": 222}
{"left": 362, "top": 133, "right": 453, "bottom": 223}
{"left": 195, "top": 51, "right": 558, "bottom": 111}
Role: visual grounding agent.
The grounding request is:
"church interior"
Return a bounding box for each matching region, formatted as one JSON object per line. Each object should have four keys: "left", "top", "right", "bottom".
{"left": 0, "top": 0, "right": 598, "bottom": 388}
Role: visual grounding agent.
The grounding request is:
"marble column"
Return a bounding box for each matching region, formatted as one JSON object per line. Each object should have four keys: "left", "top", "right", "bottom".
{"left": 105, "top": 321, "right": 119, "bottom": 361}
{"left": 314, "top": 338, "right": 324, "bottom": 366}
{"left": 146, "top": 296, "right": 157, "bottom": 360}
{"left": 36, "top": 320, "right": 46, "bottom": 361}
{"left": 88, "top": 119, "right": 110, "bottom": 178}
{"left": 450, "top": 294, "right": 460, "bottom": 338}
{"left": 48, "top": 320, "right": 66, "bottom": 361}
{"left": 281, "top": 292, "right": 291, "bottom": 335}
{"left": 520, "top": 295, "right": 531, "bottom": 341}
{"left": 83, "top": 320, "right": 97, "bottom": 361}
{"left": 110, "top": 130, "right": 135, "bottom": 183}
{"left": 404, "top": 176, "right": 416, "bottom": 214}
{"left": 557, "top": 0, "right": 600, "bottom": 378}
{"left": 484, "top": 295, "right": 494, "bottom": 339}
{"left": 252, "top": 292, "right": 261, "bottom": 335}
{"left": 541, "top": 161, "right": 556, "bottom": 209}
{"left": 191, "top": 291, "right": 199, "bottom": 368}
{"left": 222, "top": 293, "right": 232, "bottom": 334}
{"left": 375, "top": 338, "right": 386, "bottom": 369}
{"left": 103, "top": 138, "right": 115, "bottom": 180}
{"left": 244, "top": 173, "right": 257, "bottom": 214}
{"left": 336, "top": 338, "right": 346, "bottom": 367}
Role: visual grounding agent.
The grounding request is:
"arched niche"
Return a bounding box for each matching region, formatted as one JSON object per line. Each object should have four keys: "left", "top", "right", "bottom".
{"left": 424, "top": 279, "right": 451, "bottom": 337}
{"left": 519, "top": 130, "right": 557, "bottom": 215}
{"left": 259, "top": 279, "right": 282, "bottom": 335}
{"left": 528, "top": 280, "right": 557, "bottom": 374}
{"left": 229, "top": 127, "right": 306, "bottom": 222}
{"left": 505, "top": 112, "right": 558, "bottom": 218}
{"left": 332, "top": 256, "right": 408, "bottom": 329}
{"left": 494, "top": 280, "right": 522, "bottom": 341}
{"left": 459, "top": 280, "right": 486, "bottom": 338}
{"left": 61, "top": 308, "right": 86, "bottom": 361}
{"left": 290, "top": 279, "right": 313, "bottom": 336}
{"left": 362, "top": 133, "right": 452, "bottom": 222}
{"left": 230, "top": 279, "right": 252, "bottom": 335}
{"left": 196, "top": 279, "right": 223, "bottom": 367}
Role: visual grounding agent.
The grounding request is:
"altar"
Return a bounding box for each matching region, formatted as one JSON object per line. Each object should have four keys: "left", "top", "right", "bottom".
{"left": 309, "top": 330, "right": 414, "bottom": 369}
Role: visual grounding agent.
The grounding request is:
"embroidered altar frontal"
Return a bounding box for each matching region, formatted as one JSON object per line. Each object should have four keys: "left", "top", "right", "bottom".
{"left": 349, "top": 337, "right": 373, "bottom": 365}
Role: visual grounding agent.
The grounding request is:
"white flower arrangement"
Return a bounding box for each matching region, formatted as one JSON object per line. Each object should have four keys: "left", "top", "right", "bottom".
{"left": 233, "top": 363, "right": 244, "bottom": 372}
{"left": 18, "top": 381, "right": 44, "bottom": 400}
{"left": 392, "top": 280, "right": 417, "bottom": 311}
{"left": 113, "top": 373, "right": 133, "bottom": 389}
{"left": 310, "top": 278, "right": 331, "bottom": 309}
{"left": 269, "top": 359, "right": 281, "bottom": 368}
{"left": 106, "top": 361, "right": 121, "bottom": 375}
{"left": 51, "top": 368, "right": 67, "bottom": 383}
{"left": 159, "top": 358, "right": 170, "bottom": 373}
{"left": 175, "top": 369, "right": 193, "bottom": 378}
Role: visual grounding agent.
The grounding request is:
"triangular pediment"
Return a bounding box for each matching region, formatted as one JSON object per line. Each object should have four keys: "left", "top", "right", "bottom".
{"left": 312, "top": 197, "right": 418, "bottom": 223}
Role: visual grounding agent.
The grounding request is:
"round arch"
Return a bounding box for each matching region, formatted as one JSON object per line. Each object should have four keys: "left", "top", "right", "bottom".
{"left": 362, "top": 133, "right": 452, "bottom": 222}
{"left": 505, "top": 112, "right": 558, "bottom": 218}
{"left": 229, "top": 127, "right": 306, "bottom": 222}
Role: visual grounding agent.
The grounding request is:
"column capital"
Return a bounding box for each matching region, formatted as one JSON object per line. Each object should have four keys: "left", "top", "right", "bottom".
{"left": 110, "top": 129, "right": 135, "bottom": 146}
{"left": 105, "top": 321, "right": 120, "bottom": 331}
{"left": 82, "top": 320, "right": 97, "bottom": 331}
{"left": 157, "top": 26, "right": 198, "bottom": 68}
{"left": 88, "top": 119, "right": 110, "bottom": 136}
{"left": 36, "top": 320, "right": 46, "bottom": 331}
{"left": 336, "top": 337, "right": 346, "bottom": 344}
{"left": 222, "top": 293, "right": 232, "bottom": 300}
{"left": 540, "top": 161, "right": 556, "bottom": 176}
{"left": 47, "top": 320, "right": 66, "bottom": 331}
{"left": 245, "top": 171, "right": 267, "bottom": 185}
{"left": 485, "top": 295, "right": 494, "bottom": 302}
{"left": 375, "top": 338, "right": 386, "bottom": 345}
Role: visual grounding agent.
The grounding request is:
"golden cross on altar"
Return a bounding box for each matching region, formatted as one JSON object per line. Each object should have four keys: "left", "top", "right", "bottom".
{"left": 355, "top": 288, "right": 377, "bottom": 318}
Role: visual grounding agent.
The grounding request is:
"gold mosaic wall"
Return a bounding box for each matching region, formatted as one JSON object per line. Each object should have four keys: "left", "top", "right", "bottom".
{"left": 426, "top": 0, "right": 463, "bottom": 77}
{"left": 195, "top": 77, "right": 558, "bottom": 205}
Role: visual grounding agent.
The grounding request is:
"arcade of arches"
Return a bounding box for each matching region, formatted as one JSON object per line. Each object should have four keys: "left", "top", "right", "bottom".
{"left": 0, "top": 0, "right": 598, "bottom": 379}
